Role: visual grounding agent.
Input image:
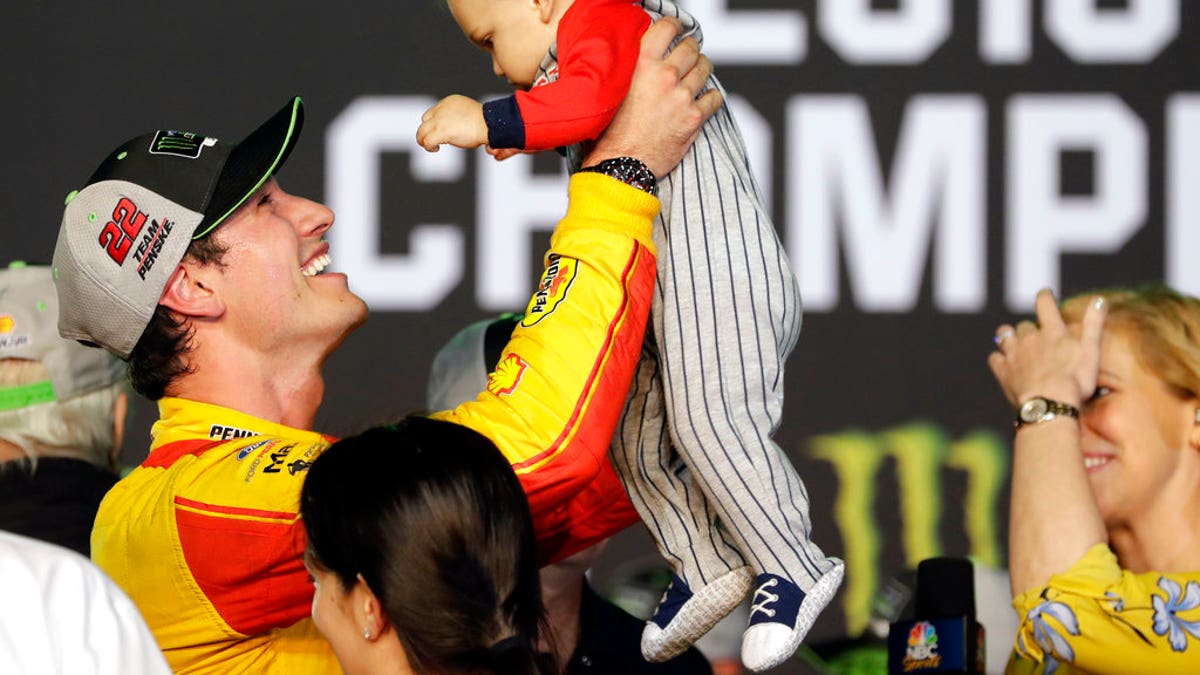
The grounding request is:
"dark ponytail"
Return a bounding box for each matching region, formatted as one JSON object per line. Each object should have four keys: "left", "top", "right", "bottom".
{"left": 301, "top": 417, "right": 553, "bottom": 675}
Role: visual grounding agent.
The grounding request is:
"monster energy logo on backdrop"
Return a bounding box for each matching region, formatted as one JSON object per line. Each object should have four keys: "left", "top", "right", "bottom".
{"left": 809, "top": 423, "right": 1009, "bottom": 635}
{"left": 149, "top": 130, "right": 216, "bottom": 159}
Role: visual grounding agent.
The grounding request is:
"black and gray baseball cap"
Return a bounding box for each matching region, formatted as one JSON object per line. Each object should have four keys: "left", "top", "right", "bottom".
{"left": 0, "top": 262, "right": 125, "bottom": 411}
{"left": 52, "top": 97, "right": 305, "bottom": 358}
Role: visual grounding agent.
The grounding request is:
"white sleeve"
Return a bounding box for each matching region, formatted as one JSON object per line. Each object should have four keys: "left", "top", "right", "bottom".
{"left": 0, "top": 531, "right": 171, "bottom": 675}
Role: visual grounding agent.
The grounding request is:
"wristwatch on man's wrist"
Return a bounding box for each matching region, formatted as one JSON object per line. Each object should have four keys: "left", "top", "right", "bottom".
{"left": 1014, "top": 396, "right": 1080, "bottom": 429}
{"left": 578, "top": 156, "right": 658, "bottom": 196}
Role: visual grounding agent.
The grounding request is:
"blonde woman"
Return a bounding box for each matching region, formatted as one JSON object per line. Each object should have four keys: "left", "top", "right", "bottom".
{"left": 990, "top": 285, "right": 1200, "bottom": 674}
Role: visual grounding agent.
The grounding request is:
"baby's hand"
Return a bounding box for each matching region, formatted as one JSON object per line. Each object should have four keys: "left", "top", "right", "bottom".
{"left": 486, "top": 146, "right": 521, "bottom": 161}
{"left": 417, "top": 95, "right": 486, "bottom": 152}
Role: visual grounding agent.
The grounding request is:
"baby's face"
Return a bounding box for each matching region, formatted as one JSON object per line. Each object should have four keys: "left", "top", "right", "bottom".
{"left": 448, "top": 0, "right": 558, "bottom": 89}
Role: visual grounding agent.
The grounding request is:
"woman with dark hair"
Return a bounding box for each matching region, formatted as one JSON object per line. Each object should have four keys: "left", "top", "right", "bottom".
{"left": 300, "top": 418, "right": 553, "bottom": 675}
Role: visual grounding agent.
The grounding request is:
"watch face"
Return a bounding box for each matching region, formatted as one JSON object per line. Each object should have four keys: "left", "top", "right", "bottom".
{"left": 1020, "top": 398, "right": 1049, "bottom": 422}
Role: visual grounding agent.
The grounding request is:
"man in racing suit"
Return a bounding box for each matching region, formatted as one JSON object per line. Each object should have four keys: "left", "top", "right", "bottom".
{"left": 50, "top": 21, "right": 719, "bottom": 674}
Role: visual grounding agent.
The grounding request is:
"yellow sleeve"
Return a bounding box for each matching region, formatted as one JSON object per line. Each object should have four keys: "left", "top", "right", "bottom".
{"left": 1011, "top": 543, "right": 1200, "bottom": 674}
{"left": 433, "top": 173, "right": 657, "bottom": 531}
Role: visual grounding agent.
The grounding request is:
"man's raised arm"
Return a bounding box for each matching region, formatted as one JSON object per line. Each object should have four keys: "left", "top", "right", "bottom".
{"left": 433, "top": 19, "right": 721, "bottom": 563}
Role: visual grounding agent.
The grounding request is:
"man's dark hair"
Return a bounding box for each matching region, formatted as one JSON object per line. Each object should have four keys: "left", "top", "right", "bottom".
{"left": 127, "top": 236, "right": 227, "bottom": 400}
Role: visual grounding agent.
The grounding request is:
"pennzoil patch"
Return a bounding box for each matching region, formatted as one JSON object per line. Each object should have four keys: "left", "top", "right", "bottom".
{"left": 522, "top": 254, "right": 577, "bottom": 326}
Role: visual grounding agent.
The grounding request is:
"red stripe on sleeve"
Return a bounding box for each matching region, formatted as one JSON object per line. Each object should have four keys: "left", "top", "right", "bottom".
{"left": 512, "top": 242, "right": 652, "bottom": 473}
{"left": 537, "top": 461, "right": 640, "bottom": 564}
{"left": 518, "top": 242, "right": 655, "bottom": 530}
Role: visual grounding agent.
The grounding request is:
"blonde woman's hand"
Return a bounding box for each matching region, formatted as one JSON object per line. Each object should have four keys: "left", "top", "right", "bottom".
{"left": 987, "top": 289, "right": 1107, "bottom": 408}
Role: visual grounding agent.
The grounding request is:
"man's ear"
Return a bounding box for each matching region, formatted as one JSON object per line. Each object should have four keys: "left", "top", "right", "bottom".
{"left": 533, "top": 0, "right": 556, "bottom": 24}
{"left": 159, "top": 263, "right": 225, "bottom": 320}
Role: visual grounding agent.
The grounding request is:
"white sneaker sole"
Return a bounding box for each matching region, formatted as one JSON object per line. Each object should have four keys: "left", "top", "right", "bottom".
{"left": 641, "top": 565, "right": 755, "bottom": 662}
{"left": 741, "top": 559, "right": 845, "bottom": 672}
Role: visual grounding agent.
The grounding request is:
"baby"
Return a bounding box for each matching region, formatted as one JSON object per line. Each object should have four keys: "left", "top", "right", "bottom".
{"left": 416, "top": 0, "right": 843, "bottom": 670}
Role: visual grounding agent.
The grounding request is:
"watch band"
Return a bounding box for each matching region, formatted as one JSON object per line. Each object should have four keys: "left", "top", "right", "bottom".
{"left": 1014, "top": 396, "right": 1080, "bottom": 429}
{"left": 577, "top": 157, "right": 658, "bottom": 196}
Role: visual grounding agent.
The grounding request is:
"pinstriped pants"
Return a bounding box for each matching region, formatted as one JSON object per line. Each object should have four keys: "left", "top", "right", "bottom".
{"left": 552, "top": 0, "right": 835, "bottom": 591}
{"left": 610, "top": 87, "right": 833, "bottom": 589}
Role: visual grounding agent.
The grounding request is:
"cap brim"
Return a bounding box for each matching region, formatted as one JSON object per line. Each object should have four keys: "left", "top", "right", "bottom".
{"left": 193, "top": 97, "right": 304, "bottom": 239}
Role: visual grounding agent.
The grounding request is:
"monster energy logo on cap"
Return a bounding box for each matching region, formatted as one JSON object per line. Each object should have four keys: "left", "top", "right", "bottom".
{"left": 149, "top": 130, "right": 217, "bottom": 159}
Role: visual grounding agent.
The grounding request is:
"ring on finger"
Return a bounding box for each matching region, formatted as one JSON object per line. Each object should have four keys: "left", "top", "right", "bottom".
{"left": 994, "top": 328, "right": 1015, "bottom": 346}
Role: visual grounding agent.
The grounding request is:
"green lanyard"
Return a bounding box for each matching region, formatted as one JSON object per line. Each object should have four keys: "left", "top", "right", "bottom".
{"left": 0, "top": 381, "right": 56, "bottom": 411}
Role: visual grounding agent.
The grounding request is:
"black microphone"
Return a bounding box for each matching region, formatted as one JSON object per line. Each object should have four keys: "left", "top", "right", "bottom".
{"left": 887, "top": 557, "right": 985, "bottom": 674}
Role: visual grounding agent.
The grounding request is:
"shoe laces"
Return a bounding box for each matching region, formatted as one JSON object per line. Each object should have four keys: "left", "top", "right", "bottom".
{"left": 750, "top": 578, "right": 779, "bottom": 618}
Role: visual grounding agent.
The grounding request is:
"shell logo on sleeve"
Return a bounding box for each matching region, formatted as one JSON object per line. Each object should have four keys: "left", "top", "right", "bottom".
{"left": 487, "top": 353, "right": 529, "bottom": 396}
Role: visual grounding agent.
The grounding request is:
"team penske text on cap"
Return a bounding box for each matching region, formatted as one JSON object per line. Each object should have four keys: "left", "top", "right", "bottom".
{"left": 52, "top": 97, "right": 305, "bottom": 359}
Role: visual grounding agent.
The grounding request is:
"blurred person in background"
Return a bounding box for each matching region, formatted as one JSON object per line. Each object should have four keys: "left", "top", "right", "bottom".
{"left": 990, "top": 286, "right": 1200, "bottom": 673}
{"left": 0, "top": 262, "right": 126, "bottom": 556}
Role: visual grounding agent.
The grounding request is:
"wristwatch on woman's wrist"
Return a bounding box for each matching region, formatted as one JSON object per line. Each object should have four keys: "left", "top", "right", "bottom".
{"left": 1014, "top": 396, "right": 1080, "bottom": 429}
{"left": 578, "top": 156, "right": 658, "bottom": 196}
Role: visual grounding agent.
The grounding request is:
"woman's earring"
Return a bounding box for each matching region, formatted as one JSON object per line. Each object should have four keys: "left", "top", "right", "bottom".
{"left": 363, "top": 627, "right": 371, "bottom": 640}
{"left": 1195, "top": 408, "right": 1200, "bottom": 424}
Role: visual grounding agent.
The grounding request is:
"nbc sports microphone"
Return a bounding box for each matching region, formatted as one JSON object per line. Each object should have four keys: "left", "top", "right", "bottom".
{"left": 887, "top": 557, "right": 985, "bottom": 674}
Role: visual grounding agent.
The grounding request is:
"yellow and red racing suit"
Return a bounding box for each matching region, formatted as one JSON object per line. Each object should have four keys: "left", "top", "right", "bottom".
{"left": 91, "top": 173, "right": 657, "bottom": 674}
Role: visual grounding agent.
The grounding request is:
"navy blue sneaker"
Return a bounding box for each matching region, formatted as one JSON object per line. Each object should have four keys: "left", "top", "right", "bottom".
{"left": 741, "top": 561, "right": 844, "bottom": 671}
